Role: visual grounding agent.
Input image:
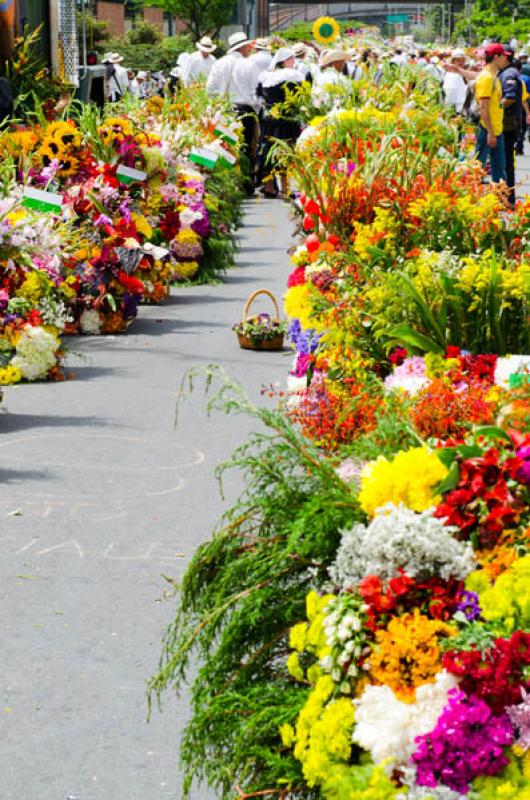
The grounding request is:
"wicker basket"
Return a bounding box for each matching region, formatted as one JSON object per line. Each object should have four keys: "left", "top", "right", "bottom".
{"left": 236, "top": 289, "right": 285, "bottom": 351}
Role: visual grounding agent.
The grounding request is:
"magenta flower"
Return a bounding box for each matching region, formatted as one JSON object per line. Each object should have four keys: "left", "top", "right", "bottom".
{"left": 411, "top": 689, "right": 513, "bottom": 794}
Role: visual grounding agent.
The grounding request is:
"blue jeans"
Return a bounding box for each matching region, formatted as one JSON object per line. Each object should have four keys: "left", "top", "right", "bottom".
{"left": 475, "top": 125, "right": 507, "bottom": 184}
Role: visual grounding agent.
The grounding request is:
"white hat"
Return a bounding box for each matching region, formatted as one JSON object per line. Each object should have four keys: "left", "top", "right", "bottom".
{"left": 228, "top": 31, "right": 252, "bottom": 53}
{"left": 137, "top": 71, "right": 148, "bottom": 80}
{"left": 271, "top": 47, "right": 294, "bottom": 69}
{"left": 450, "top": 48, "right": 467, "bottom": 61}
{"left": 292, "top": 42, "right": 306, "bottom": 57}
{"left": 517, "top": 50, "right": 529, "bottom": 57}
{"left": 320, "top": 49, "right": 347, "bottom": 68}
{"left": 254, "top": 38, "right": 271, "bottom": 51}
{"left": 196, "top": 36, "right": 215, "bottom": 53}
{"left": 102, "top": 52, "right": 124, "bottom": 64}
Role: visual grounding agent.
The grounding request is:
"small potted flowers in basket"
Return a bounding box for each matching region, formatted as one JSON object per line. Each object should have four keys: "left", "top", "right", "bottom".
{"left": 233, "top": 289, "right": 286, "bottom": 351}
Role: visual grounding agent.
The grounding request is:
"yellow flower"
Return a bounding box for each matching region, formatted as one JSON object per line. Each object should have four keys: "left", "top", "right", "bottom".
{"left": 0, "top": 364, "right": 23, "bottom": 384}
{"left": 173, "top": 261, "right": 199, "bottom": 280}
{"left": 369, "top": 611, "right": 456, "bottom": 702}
{"left": 312, "top": 16, "right": 340, "bottom": 44}
{"left": 131, "top": 214, "right": 152, "bottom": 239}
{"left": 359, "top": 447, "right": 448, "bottom": 517}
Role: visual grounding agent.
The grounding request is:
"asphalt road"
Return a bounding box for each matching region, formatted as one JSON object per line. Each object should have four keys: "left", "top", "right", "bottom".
{"left": 0, "top": 197, "right": 294, "bottom": 800}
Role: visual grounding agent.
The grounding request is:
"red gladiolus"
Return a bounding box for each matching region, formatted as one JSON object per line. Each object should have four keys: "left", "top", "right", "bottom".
{"left": 305, "top": 234, "right": 320, "bottom": 252}
{"left": 302, "top": 214, "right": 315, "bottom": 232}
{"left": 304, "top": 198, "right": 320, "bottom": 216}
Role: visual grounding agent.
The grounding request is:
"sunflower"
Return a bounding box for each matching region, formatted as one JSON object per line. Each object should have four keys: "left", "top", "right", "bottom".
{"left": 98, "top": 117, "right": 134, "bottom": 147}
{"left": 44, "top": 120, "right": 82, "bottom": 151}
{"left": 312, "top": 16, "right": 340, "bottom": 45}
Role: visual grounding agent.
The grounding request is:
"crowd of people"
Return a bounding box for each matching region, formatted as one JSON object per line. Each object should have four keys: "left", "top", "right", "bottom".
{"left": 102, "top": 32, "right": 530, "bottom": 206}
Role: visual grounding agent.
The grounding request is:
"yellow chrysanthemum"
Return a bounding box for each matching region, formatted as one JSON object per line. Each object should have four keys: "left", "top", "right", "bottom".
{"left": 312, "top": 16, "right": 340, "bottom": 45}
{"left": 359, "top": 447, "right": 448, "bottom": 517}
{"left": 0, "top": 364, "right": 23, "bottom": 385}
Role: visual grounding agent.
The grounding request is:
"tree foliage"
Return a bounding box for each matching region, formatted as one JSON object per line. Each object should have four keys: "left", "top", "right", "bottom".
{"left": 454, "top": 0, "right": 530, "bottom": 44}
{"left": 138, "top": 0, "right": 238, "bottom": 40}
{"left": 148, "top": 369, "right": 363, "bottom": 798}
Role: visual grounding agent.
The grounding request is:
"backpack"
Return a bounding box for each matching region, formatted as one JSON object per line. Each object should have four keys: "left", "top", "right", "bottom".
{"left": 463, "top": 81, "right": 480, "bottom": 124}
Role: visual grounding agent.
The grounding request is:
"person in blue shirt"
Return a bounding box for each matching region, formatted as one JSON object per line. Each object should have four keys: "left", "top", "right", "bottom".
{"left": 499, "top": 46, "right": 523, "bottom": 206}
{"left": 518, "top": 61, "right": 530, "bottom": 153}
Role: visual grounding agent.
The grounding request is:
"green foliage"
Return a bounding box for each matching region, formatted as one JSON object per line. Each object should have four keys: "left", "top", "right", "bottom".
{"left": 453, "top": 0, "right": 530, "bottom": 44}
{"left": 126, "top": 20, "right": 162, "bottom": 46}
{"left": 149, "top": 369, "right": 363, "bottom": 798}
{"left": 105, "top": 33, "right": 193, "bottom": 72}
{"left": 1, "top": 26, "right": 67, "bottom": 118}
{"left": 77, "top": 12, "right": 110, "bottom": 51}
{"left": 137, "top": 0, "right": 238, "bottom": 40}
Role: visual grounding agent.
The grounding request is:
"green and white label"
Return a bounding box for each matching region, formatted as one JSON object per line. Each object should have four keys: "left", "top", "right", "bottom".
{"left": 116, "top": 165, "right": 148, "bottom": 184}
{"left": 189, "top": 147, "right": 219, "bottom": 169}
{"left": 214, "top": 124, "right": 238, "bottom": 145}
{"left": 22, "top": 187, "right": 63, "bottom": 213}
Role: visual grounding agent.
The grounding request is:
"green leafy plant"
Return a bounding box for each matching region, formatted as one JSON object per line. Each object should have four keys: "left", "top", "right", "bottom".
{"left": 148, "top": 368, "right": 363, "bottom": 798}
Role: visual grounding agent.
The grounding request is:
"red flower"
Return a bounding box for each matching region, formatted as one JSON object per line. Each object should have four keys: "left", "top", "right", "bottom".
{"left": 117, "top": 271, "right": 145, "bottom": 296}
{"left": 443, "top": 631, "right": 530, "bottom": 714}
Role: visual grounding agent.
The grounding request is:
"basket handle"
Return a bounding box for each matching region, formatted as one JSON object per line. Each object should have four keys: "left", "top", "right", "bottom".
{"left": 243, "top": 289, "right": 280, "bottom": 323}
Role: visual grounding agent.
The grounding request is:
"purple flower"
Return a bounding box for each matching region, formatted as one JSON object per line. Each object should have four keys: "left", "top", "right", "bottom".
{"left": 411, "top": 689, "right": 513, "bottom": 794}
{"left": 94, "top": 214, "right": 113, "bottom": 227}
{"left": 288, "top": 318, "right": 321, "bottom": 356}
{"left": 457, "top": 590, "right": 482, "bottom": 621}
{"left": 516, "top": 445, "right": 530, "bottom": 485}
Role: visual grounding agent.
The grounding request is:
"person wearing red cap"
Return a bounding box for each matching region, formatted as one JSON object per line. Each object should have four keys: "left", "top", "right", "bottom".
{"left": 474, "top": 43, "right": 509, "bottom": 185}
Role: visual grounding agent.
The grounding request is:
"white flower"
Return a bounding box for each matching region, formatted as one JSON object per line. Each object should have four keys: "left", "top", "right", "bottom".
{"left": 494, "top": 354, "right": 530, "bottom": 388}
{"left": 397, "top": 767, "right": 468, "bottom": 800}
{"left": 353, "top": 672, "right": 459, "bottom": 766}
{"left": 80, "top": 309, "right": 102, "bottom": 335}
{"left": 11, "top": 326, "right": 59, "bottom": 381}
{"left": 329, "top": 503, "right": 475, "bottom": 590}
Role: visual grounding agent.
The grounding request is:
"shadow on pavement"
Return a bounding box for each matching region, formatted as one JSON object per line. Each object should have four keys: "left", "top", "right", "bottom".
{"left": 0, "top": 412, "right": 111, "bottom": 434}
{"left": 0, "top": 467, "right": 52, "bottom": 483}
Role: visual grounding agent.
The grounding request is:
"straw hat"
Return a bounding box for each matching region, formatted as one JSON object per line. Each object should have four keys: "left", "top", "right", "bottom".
{"left": 292, "top": 42, "right": 306, "bottom": 57}
{"left": 254, "top": 38, "right": 271, "bottom": 51}
{"left": 196, "top": 36, "right": 216, "bottom": 53}
{"left": 228, "top": 31, "right": 252, "bottom": 53}
{"left": 102, "top": 52, "right": 124, "bottom": 64}
{"left": 320, "top": 49, "right": 347, "bottom": 68}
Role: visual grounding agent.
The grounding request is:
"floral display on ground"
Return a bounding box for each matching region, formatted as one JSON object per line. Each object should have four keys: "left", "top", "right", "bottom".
{"left": 150, "top": 57, "right": 530, "bottom": 800}
{"left": 0, "top": 90, "right": 244, "bottom": 386}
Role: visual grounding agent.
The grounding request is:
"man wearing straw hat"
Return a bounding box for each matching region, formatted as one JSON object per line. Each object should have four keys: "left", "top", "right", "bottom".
{"left": 183, "top": 36, "right": 217, "bottom": 86}
{"left": 207, "top": 31, "right": 257, "bottom": 195}
{"left": 102, "top": 52, "right": 130, "bottom": 103}
{"left": 312, "top": 49, "right": 350, "bottom": 108}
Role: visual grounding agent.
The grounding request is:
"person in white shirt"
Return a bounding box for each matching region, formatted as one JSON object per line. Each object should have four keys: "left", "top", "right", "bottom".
{"left": 312, "top": 49, "right": 350, "bottom": 109}
{"left": 102, "top": 52, "right": 130, "bottom": 102}
{"left": 442, "top": 49, "right": 468, "bottom": 114}
{"left": 248, "top": 38, "right": 273, "bottom": 109}
{"left": 207, "top": 31, "right": 256, "bottom": 194}
{"left": 183, "top": 36, "right": 216, "bottom": 86}
{"left": 424, "top": 55, "right": 444, "bottom": 83}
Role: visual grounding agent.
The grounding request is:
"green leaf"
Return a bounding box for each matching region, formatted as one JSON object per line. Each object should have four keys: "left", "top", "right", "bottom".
{"left": 474, "top": 425, "right": 512, "bottom": 444}
{"left": 398, "top": 271, "right": 446, "bottom": 347}
{"left": 436, "top": 461, "right": 460, "bottom": 494}
{"left": 388, "top": 325, "right": 444, "bottom": 354}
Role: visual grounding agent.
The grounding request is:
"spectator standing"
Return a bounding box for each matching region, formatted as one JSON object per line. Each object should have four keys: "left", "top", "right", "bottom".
{"left": 102, "top": 52, "right": 130, "bottom": 102}
{"left": 474, "top": 43, "right": 508, "bottom": 186}
{"left": 248, "top": 38, "right": 273, "bottom": 106}
{"left": 207, "top": 31, "right": 257, "bottom": 196}
{"left": 312, "top": 49, "right": 350, "bottom": 109}
{"left": 443, "top": 49, "right": 468, "bottom": 114}
{"left": 256, "top": 47, "right": 303, "bottom": 198}
{"left": 499, "top": 46, "right": 523, "bottom": 206}
{"left": 183, "top": 36, "right": 216, "bottom": 86}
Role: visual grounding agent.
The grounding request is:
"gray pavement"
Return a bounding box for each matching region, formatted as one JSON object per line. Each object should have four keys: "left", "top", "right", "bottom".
{"left": 0, "top": 197, "right": 294, "bottom": 800}
{"left": 517, "top": 150, "right": 530, "bottom": 197}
